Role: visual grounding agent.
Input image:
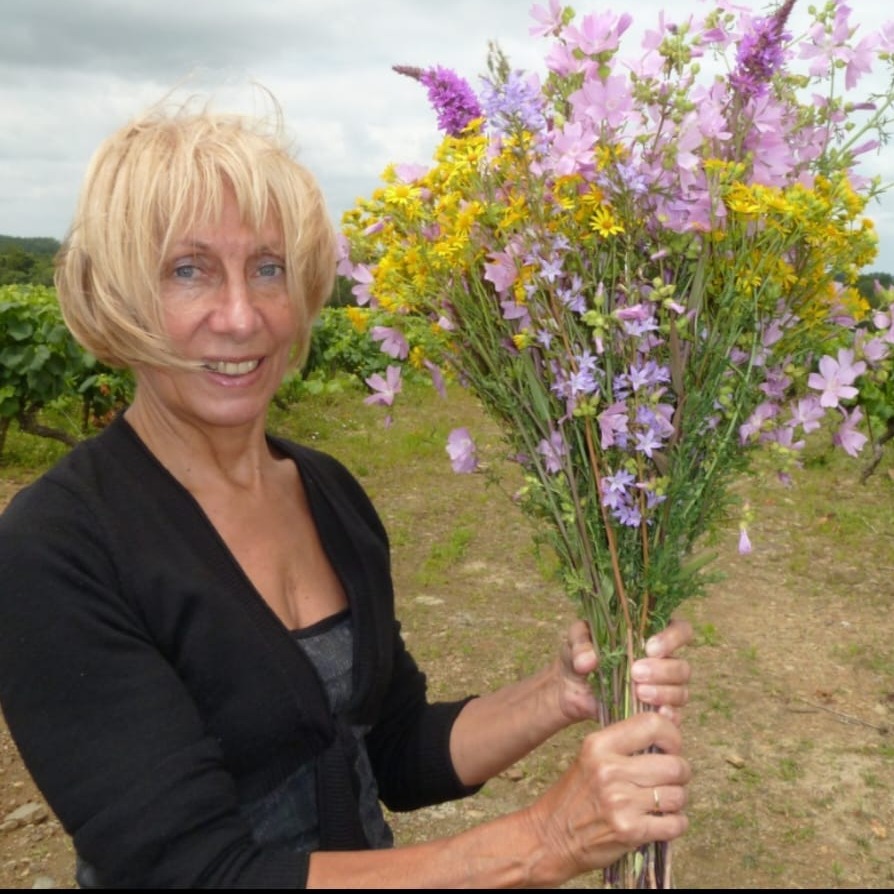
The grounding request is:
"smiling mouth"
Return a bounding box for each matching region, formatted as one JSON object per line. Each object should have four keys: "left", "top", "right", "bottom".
{"left": 202, "top": 359, "right": 261, "bottom": 376}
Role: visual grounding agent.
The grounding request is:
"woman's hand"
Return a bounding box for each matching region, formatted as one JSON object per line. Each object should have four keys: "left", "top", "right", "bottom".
{"left": 632, "top": 618, "right": 693, "bottom": 723}
{"left": 523, "top": 712, "right": 690, "bottom": 884}
{"left": 556, "top": 618, "right": 693, "bottom": 725}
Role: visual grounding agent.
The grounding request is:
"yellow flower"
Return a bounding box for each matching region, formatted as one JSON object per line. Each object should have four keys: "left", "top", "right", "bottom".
{"left": 345, "top": 306, "right": 368, "bottom": 333}
{"left": 409, "top": 345, "right": 426, "bottom": 370}
{"left": 512, "top": 331, "right": 533, "bottom": 350}
{"left": 589, "top": 205, "right": 624, "bottom": 238}
{"left": 499, "top": 195, "right": 527, "bottom": 231}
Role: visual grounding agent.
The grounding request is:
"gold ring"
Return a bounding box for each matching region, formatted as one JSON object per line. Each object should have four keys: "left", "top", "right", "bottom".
{"left": 652, "top": 788, "right": 661, "bottom": 813}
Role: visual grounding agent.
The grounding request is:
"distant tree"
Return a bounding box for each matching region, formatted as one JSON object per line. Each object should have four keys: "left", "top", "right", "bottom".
{"left": 856, "top": 270, "right": 894, "bottom": 308}
{"left": 0, "top": 235, "right": 59, "bottom": 287}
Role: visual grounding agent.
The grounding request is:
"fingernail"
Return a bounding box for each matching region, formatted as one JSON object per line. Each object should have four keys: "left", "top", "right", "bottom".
{"left": 631, "top": 661, "right": 650, "bottom": 682}
{"left": 637, "top": 684, "right": 658, "bottom": 701}
{"left": 645, "top": 637, "right": 661, "bottom": 657}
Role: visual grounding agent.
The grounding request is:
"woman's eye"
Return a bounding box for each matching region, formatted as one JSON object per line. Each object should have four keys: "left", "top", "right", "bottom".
{"left": 257, "top": 261, "right": 285, "bottom": 278}
{"left": 173, "top": 264, "right": 198, "bottom": 279}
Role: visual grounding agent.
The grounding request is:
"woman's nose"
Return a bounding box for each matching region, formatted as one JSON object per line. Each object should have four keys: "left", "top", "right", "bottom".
{"left": 209, "top": 274, "right": 262, "bottom": 335}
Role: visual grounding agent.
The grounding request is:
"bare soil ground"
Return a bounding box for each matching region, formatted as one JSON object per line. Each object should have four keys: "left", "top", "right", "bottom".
{"left": 1, "top": 389, "right": 892, "bottom": 888}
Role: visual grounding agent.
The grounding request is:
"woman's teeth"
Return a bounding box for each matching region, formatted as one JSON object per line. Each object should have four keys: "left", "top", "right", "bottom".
{"left": 203, "top": 359, "right": 260, "bottom": 376}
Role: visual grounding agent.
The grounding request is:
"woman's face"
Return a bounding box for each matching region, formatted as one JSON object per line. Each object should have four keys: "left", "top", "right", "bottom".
{"left": 133, "top": 188, "right": 299, "bottom": 434}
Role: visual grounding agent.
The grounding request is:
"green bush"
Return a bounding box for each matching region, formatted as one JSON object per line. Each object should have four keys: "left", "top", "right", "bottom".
{"left": 0, "top": 284, "right": 132, "bottom": 458}
{"left": 304, "top": 307, "right": 392, "bottom": 382}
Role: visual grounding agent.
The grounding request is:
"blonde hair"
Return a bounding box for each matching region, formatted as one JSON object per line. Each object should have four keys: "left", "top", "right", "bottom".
{"left": 55, "top": 97, "right": 336, "bottom": 369}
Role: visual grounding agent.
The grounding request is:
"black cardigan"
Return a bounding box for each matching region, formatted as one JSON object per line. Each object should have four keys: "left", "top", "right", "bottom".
{"left": 0, "top": 415, "right": 477, "bottom": 887}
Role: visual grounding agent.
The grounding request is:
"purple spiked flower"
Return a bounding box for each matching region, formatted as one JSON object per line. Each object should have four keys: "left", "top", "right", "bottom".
{"left": 730, "top": 0, "right": 796, "bottom": 100}
{"left": 394, "top": 65, "right": 482, "bottom": 137}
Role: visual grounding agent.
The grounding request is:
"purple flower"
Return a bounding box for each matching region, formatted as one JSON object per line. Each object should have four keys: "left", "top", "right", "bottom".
{"left": 569, "top": 74, "right": 634, "bottom": 129}
{"left": 371, "top": 326, "right": 410, "bottom": 360}
{"left": 759, "top": 367, "right": 792, "bottom": 400}
{"left": 424, "top": 360, "right": 447, "bottom": 398}
{"left": 738, "top": 527, "right": 753, "bottom": 555}
{"left": 479, "top": 70, "right": 547, "bottom": 136}
{"left": 484, "top": 251, "right": 518, "bottom": 293}
{"left": 394, "top": 65, "right": 482, "bottom": 137}
{"left": 537, "top": 429, "right": 568, "bottom": 474}
{"left": 634, "top": 428, "right": 663, "bottom": 458}
{"left": 789, "top": 396, "right": 825, "bottom": 434}
{"left": 446, "top": 427, "right": 478, "bottom": 473}
{"left": 364, "top": 365, "right": 403, "bottom": 407}
{"left": 601, "top": 468, "right": 635, "bottom": 510}
{"left": 832, "top": 407, "right": 868, "bottom": 457}
{"left": 730, "top": 1, "right": 795, "bottom": 100}
{"left": 529, "top": 0, "right": 564, "bottom": 38}
{"left": 549, "top": 120, "right": 597, "bottom": 177}
{"left": 614, "top": 500, "right": 643, "bottom": 528}
{"left": 767, "top": 424, "right": 805, "bottom": 452}
{"left": 872, "top": 306, "right": 894, "bottom": 343}
{"left": 351, "top": 264, "right": 374, "bottom": 306}
{"left": 628, "top": 360, "right": 670, "bottom": 392}
{"left": 500, "top": 298, "right": 531, "bottom": 329}
{"left": 807, "top": 348, "right": 866, "bottom": 408}
{"left": 739, "top": 401, "right": 779, "bottom": 444}
{"left": 860, "top": 335, "right": 889, "bottom": 365}
{"left": 598, "top": 401, "right": 629, "bottom": 449}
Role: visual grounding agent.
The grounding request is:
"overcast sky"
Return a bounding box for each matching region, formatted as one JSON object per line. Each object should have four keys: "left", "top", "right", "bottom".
{"left": 2, "top": 0, "right": 892, "bottom": 272}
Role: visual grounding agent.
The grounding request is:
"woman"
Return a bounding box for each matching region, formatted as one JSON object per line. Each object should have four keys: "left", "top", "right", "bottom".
{"left": 0, "top": 102, "right": 692, "bottom": 888}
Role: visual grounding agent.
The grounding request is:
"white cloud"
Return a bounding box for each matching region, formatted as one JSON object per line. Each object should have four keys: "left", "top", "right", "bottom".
{"left": 1, "top": 0, "right": 892, "bottom": 271}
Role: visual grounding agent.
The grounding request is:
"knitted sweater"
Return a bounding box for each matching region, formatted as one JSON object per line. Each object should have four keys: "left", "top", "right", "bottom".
{"left": 0, "top": 415, "right": 477, "bottom": 887}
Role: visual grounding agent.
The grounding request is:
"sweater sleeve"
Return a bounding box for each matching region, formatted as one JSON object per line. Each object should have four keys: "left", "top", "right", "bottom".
{"left": 0, "top": 480, "right": 309, "bottom": 889}
{"left": 364, "top": 622, "right": 483, "bottom": 812}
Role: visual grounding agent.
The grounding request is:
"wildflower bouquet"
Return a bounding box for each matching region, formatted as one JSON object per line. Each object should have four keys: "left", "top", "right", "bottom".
{"left": 341, "top": 1, "right": 894, "bottom": 886}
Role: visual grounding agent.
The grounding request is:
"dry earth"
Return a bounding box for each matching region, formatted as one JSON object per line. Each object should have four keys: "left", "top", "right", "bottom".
{"left": 1, "top": 393, "right": 892, "bottom": 888}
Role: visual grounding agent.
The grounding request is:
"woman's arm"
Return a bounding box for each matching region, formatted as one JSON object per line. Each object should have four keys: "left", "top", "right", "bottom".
{"left": 308, "top": 711, "right": 690, "bottom": 888}
{"left": 448, "top": 618, "right": 693, "bottom": 787}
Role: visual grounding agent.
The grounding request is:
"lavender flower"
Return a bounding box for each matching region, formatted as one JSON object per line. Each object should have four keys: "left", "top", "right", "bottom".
{"left": 479, "top": 70, "right": 547, "bottom": 137}
{"left": 729, "top": 0, "right": 796, "bottom": 101}
{"left": 371, "top": 325, "right": 410, "bottom": 360}
{"left": 394, "top": 65, "right": 482, "bottom": 137}
{"left": 446, "top": 427, "right": 479, "bottom": 472}
{"left": 538, "top": 429, "right": 568, "bottom": 473}
{"left": 807, "top": 348, "right": 866, "bottom": 408}
{"left": 364, "top": 365, "right": 403, "bottom": 407}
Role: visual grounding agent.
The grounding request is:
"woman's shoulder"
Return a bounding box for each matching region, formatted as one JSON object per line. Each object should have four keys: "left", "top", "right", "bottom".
{"left": 0, "top": 414, "right": 156, "bottom": 531}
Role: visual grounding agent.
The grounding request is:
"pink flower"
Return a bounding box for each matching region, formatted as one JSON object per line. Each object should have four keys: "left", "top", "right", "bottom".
{"left": 446, "top": 427, "right": 478, "bottom": 473}
{"left": 335, "top": 234, "right": 354, "bottom": 277}
{"left": 789, "top": 396, "right": 825, "bottom": 434}
{"left": 351, "top": 264, "right": 374, "bottom": 306}
{"left": 568, "top": 75, "right": 633, "bottom": 130}
{"left": 364, "top": 365, "right": 402, "bottom": 407}
{"left": 371, "top": 326, "right": 409, "bottom": 360}
{"left": 537, "top": 429, "right": 568, "bottom": 474}
{"left": 563, "top": 11, "right": 632, "bottom": 56}
{"left": 833, "top": 406, "right": 868, "bottom": 457}
{"left": 483, "top": 251, "right": 518, "bottom": 293}
{"left": 424, "top": 360, "right": 447, "bottom": 398}
{"left": 807, "top": 349, "right": 866, "bottom": 408}
{"left": 529, "top": 0, "right": 564, "bottom": 38}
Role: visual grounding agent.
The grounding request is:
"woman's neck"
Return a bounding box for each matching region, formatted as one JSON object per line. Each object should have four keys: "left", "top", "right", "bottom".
{"left": 124, "top": 396, "right": 276, "bottom": 495}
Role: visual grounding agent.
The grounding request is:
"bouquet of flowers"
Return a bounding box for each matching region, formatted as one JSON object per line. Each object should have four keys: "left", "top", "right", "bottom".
{"left": 340, "top": 1, "right": 894, "bottom": 886}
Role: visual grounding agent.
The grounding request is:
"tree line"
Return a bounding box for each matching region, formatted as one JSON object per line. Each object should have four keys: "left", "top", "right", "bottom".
{"left": 0, "top": 235, "right": 60, "bottom": 287}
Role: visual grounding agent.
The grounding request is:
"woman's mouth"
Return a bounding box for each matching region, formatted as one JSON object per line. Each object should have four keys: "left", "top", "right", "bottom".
{"left": 202, "top": 359, "right": 261, "bottom": 376}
